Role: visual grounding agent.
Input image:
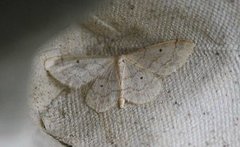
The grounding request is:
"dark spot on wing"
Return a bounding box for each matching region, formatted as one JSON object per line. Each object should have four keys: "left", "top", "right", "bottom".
{"left": 159, "top": 49, "right": 162, "bottom": 52}
{"left": 174, "top": 101, "right": 178, "bottom": 105}
{"left": 69, "top": 134, "right": 74, "bottom": 137}
{"left": 129, "top": 4, "right": 135, "bottom": 10}
{"left": 76, "top": 60, "right": 79, "bottom": 63}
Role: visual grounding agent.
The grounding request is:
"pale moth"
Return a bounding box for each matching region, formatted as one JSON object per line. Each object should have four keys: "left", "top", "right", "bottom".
{"left": 45, "top": 40, "right": 195, "bottom": 112}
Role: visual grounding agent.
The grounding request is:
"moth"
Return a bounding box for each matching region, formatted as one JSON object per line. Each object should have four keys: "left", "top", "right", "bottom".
{"left": 45, "top": 40, "right": 195, "bottom": 112}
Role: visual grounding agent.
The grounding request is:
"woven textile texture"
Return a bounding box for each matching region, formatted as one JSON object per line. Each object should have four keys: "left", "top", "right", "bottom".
{"left": 31, "top": 0, "right": 240, "bottom": 146}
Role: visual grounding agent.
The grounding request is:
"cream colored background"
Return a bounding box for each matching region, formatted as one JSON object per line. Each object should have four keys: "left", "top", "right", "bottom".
{"left": 31, "top": 0, "right": 240, "bottom": 146}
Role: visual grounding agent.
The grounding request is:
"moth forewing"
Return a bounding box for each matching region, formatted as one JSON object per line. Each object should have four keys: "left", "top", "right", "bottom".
{"left": 124, "top": 40, "right": 195, "bottom": 76}
{"left": 45, "top": 56, "right": 114, "bottom": 89}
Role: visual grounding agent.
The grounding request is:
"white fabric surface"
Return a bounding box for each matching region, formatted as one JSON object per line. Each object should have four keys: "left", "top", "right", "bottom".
{"left": 31, "top": 0, "right": 240, "bottom": 146}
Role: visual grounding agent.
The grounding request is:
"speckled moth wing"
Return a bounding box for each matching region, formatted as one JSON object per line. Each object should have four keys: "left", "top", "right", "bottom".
{"left": 125, "top": 40, "right": 195, "bottom": 76}
{"left": 44, "top": 39, "right": 194, "bottom": 112}
{"left": 85, "top": 63, "right": 120, "bottom": 112}
{"left": 45, "top": 56, "right": 114, "bottom": 88}
{"left": 119, "top": 57, "right": 163, "bottom": 104}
